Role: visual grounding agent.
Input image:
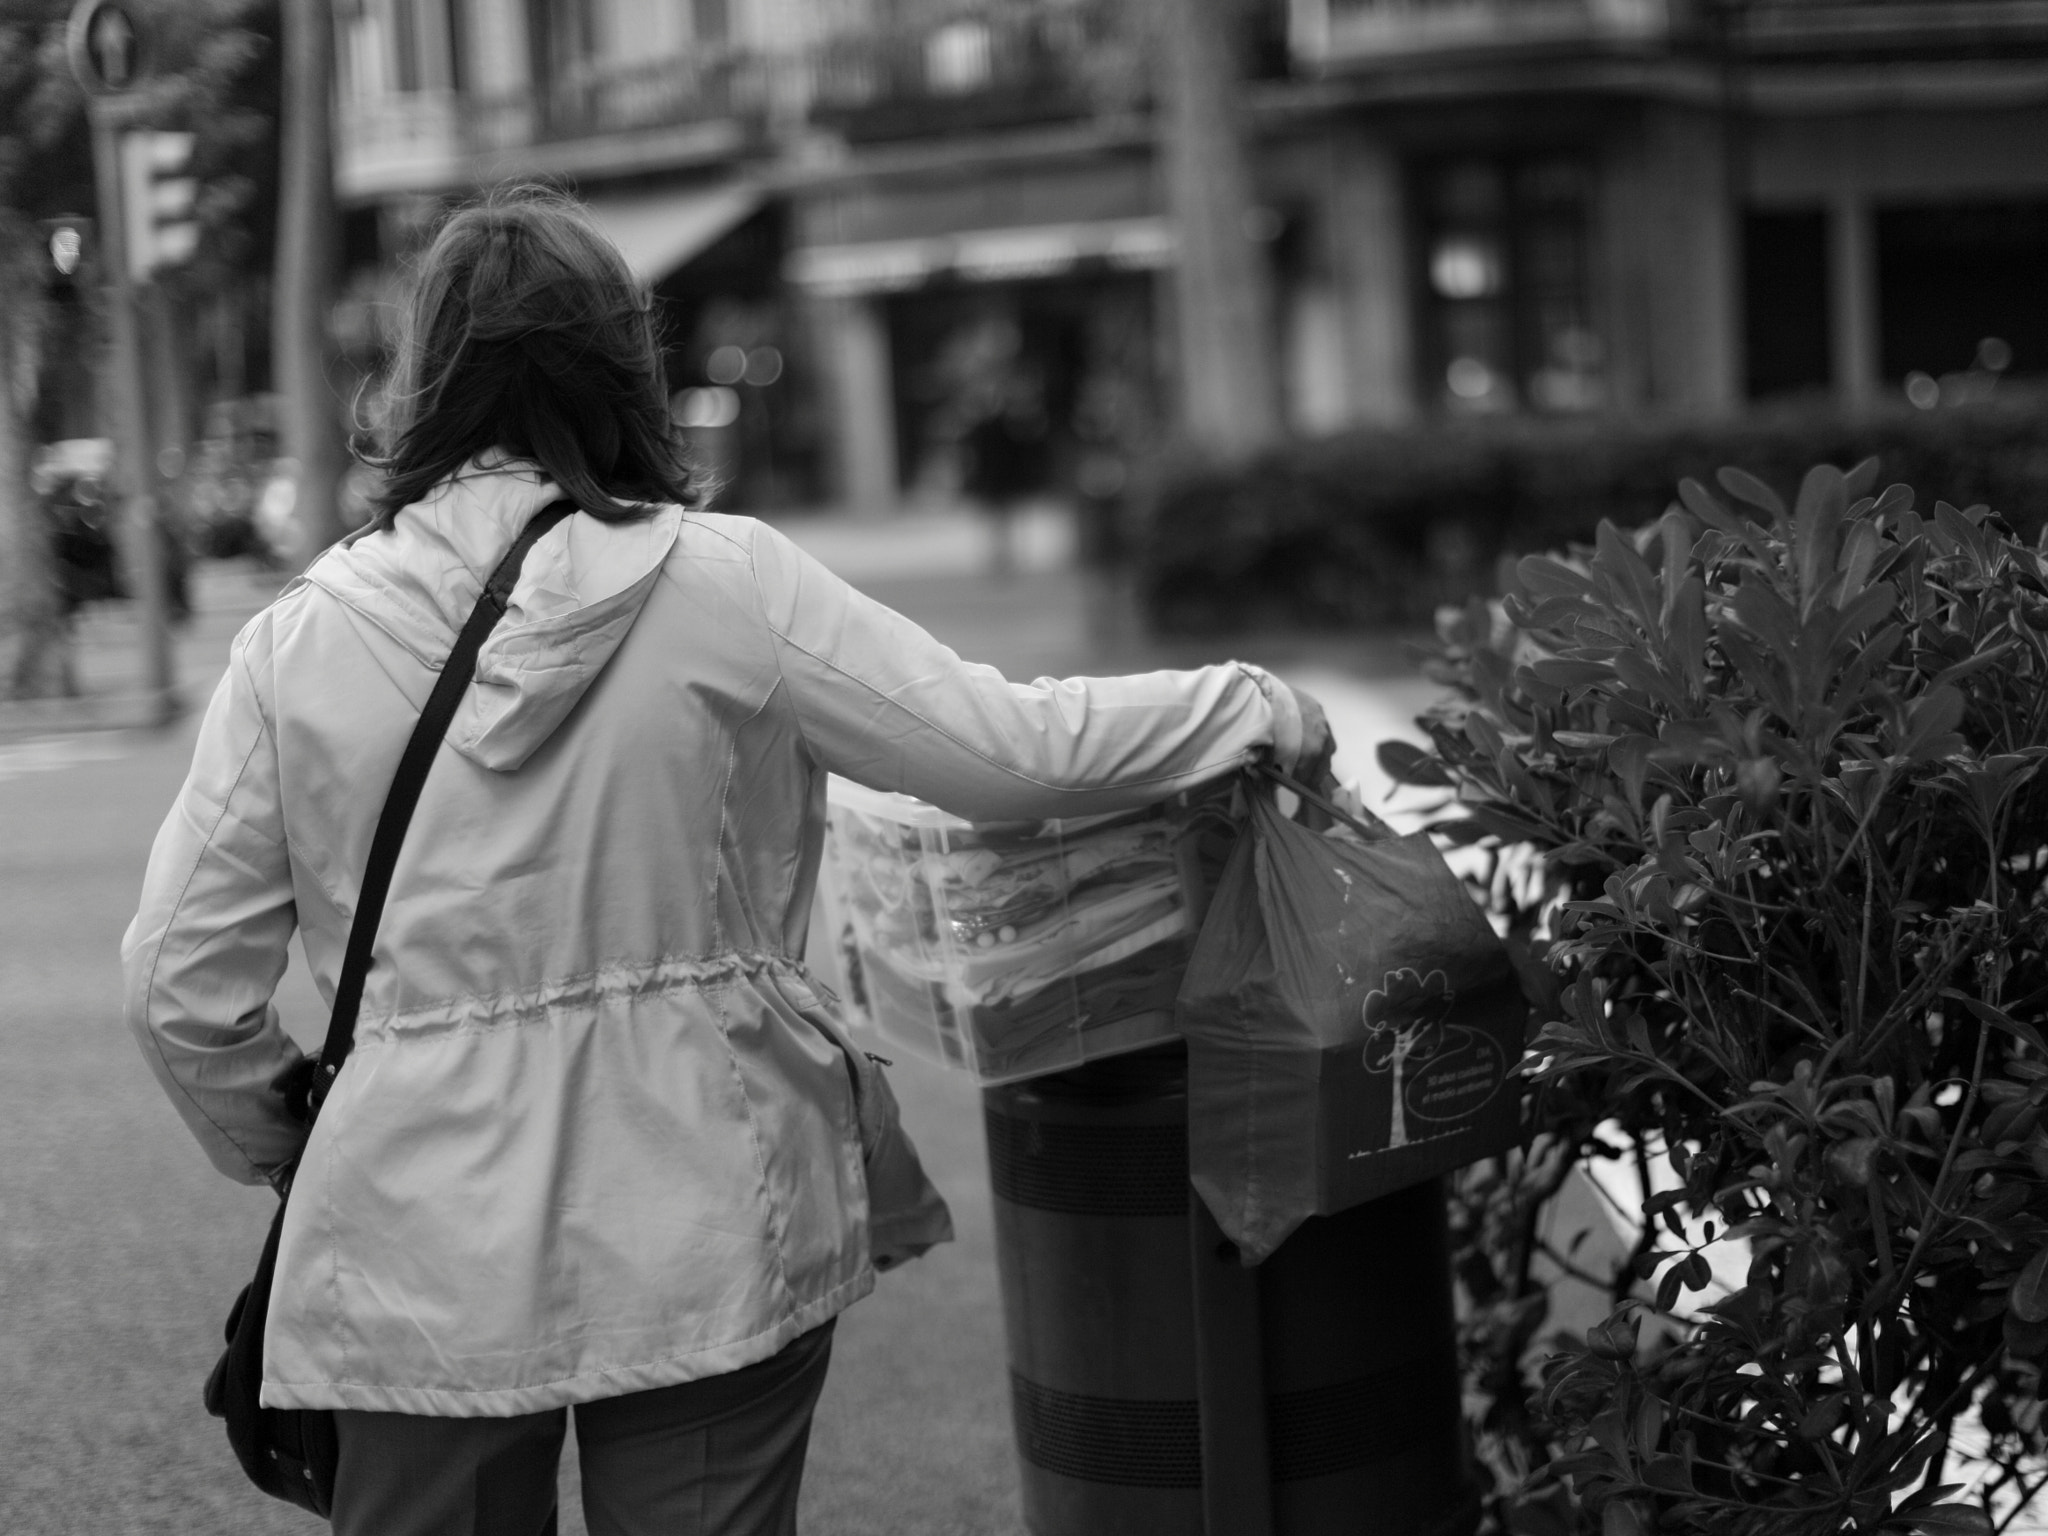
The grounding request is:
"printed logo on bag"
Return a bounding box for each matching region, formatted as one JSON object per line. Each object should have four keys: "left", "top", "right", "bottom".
{"left": 1360, "top": 968, "right": 1510, "bottom": 1148}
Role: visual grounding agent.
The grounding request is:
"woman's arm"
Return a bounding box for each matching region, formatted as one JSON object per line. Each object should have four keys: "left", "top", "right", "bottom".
{"left": 749, "top": 520, "right": 1307, "bottom": 821}
{"left": 120, "top": 624, "right": 307, "bottom": 1186}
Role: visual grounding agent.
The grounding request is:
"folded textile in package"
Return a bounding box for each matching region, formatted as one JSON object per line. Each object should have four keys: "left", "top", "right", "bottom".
{"left": 816, "top": 778, "right": 1228, "bottom": 1083}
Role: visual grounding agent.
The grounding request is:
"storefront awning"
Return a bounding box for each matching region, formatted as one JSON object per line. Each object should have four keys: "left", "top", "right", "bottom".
{"left": 785, "top": 217, "right": 1176, "bottom": 296}
{"left": 581, "top": 180, "right": 766, "bottom": 285}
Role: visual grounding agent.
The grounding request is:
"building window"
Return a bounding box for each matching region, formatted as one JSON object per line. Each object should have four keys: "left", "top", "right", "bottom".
{"left": 528, "top": 0, "right": 598, "bottom": 90}
{"left": 351, "top": 0, "right": 462, "bottom": 95}
{"left": 342, "top": 4, "right": 387, "bottom": 98}
{"left": 1415, "top": 157, "right": 1603, "bottom": 414}
{"left": 392, "top": 0, "right": 421, "bottom": 91}
{"left": 1743, "top": 209, "right": 1830, "bottom": 401}
{"left": 1878, "top": 201, "right": 2047, "bottom": 387}
{"left": 443, "top": 0, "right": 466, "bottom": 92}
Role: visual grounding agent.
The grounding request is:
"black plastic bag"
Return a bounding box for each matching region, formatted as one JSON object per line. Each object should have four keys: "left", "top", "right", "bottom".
{"left": 1176, "top": 769, "right": 1526, "bottom": 1263}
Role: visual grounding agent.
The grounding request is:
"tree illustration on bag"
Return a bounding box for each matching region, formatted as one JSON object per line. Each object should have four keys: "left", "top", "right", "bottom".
{"left": 1361, "top": 967, "right": 1455, "bottom": 1148}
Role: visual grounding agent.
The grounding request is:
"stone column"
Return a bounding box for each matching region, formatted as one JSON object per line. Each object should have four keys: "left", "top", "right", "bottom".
{"left": 1828, "top": 191, "right": 1880, "bottom": 408}
{"left": 1156, "top": 0, "right": 1283, "bottom": 455}
{"left": 817, "top": 293, "right": 899, "bottom": 519}
{"left": 1283, "top": 283, "right": 1351, "bottom": 435}
{"left": 1614, "top": 105, "right": 1740, "bottom": 414}
{"left": 1322, "top": 133, "right": 1413, "bottom": 424}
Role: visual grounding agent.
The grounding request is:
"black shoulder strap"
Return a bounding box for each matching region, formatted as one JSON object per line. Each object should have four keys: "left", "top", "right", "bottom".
{"left": 306, "top": 498, "right": 578, "bottom": 1117}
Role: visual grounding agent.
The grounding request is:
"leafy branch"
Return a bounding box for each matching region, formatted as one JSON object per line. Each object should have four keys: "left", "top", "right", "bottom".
{"left": 1406, "top": 463, "right": 2048, "bottom": 1534}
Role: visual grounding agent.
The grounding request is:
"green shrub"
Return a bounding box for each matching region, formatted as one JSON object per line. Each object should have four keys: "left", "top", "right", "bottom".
{"left": 1137, "top": 398, "right": 2048, "bottom": 635}
{"left": 1391, "top": 463, "right": 2048, "bottom": 1533}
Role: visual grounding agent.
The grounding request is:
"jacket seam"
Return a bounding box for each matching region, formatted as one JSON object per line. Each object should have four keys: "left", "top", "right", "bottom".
{"left": 706, "top": 681, "right": 781, "bottom": 954}
{"left": 236, "top": 625, "right": 285, "bottom": 757}
{"left": 681, "top": 513, "right": 754, "bottom": 562}
{"left": 302, "top": 499, "right": 608, "bottom": 675}
{"left": 280, "top": 827, "right": 349, "bottom": 926}
{"left": 303, "top": 565, "right": 461, "bottom": 673}
{"left": 137, "top": 715, "right": 277, "bottom": 1181}
{"left": 742, "top": 681, "right": 795, "bottom": 945}
{"left": 325, "top": 1116, "right": 350, "bottom": 1382}
{"left": 742, "top": 528, "right": 831, "bottom": 940}
{"left": 711, "top": 986, "right": 801, "bottom": 1316}
{"left": 359, "top": 947, "right": 804, "bottom": 1032}
{"left": 459, "top": 627, "right": 555, "bottom": 754}
{"left": 744, "top": 544, "right": 820, "bottom": 769}
{"left": 765, "top": 621, "right": 1253, "bottom": 796}
{"left": 776, "top": 700, "right": 810, "bottom": 956}
{"left": 260, "top": 1288, "right": 860, "bottom": 1396}
{"left": 706, "top": 534, "right": 773, "bottom": 953}
{"left": 248, "top": 594, "right": 372, "bottom": 927}
{"left": 742, "top": 517, "right": 1252, "bottom": 793}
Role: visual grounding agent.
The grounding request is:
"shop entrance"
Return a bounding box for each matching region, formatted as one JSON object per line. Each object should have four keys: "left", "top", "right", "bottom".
{"left": 1878, "top": 199, "right": 2048, "bottom": 383}
{"left": 884, "top": 274, "right": 1161, "bottom": 533}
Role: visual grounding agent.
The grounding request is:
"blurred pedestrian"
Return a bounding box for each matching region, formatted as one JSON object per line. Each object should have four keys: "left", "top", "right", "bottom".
{"left": 960, "top": 370, "right": 1049, "bottom": 577}
{"left": 1070, "top": 367, "right": 1146, "bottom": 648}
{"left": 35, "top": 440, "right": 125, "bottom": 618}
{"left": 121, "top": 185, "right": 1327, "bottom": 1536}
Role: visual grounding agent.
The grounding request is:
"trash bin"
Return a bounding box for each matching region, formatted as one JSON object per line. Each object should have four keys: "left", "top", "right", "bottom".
{"left": 986, "top": 1044, "right": 1480, "bottom": 1536}
{"left": 987, "top": 1046, "right": 1204, "bottom": 1535}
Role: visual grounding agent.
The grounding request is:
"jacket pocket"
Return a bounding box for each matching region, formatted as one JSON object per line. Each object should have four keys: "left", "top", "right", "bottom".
{"left": 774, "top": 969, "right": 955, "bottom": 1270}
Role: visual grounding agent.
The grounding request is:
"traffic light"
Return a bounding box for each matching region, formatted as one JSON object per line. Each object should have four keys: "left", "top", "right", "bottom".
{"left": 118, "top": 128, "right": 197, "bottom": 281}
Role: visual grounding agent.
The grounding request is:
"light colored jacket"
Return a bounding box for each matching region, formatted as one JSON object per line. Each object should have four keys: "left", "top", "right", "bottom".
{"left": 122, "top": 464, "right": 1303, "bottom": 1417}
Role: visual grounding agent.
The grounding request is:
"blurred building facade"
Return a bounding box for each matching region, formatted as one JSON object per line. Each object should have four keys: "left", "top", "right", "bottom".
{"left": 333, "top": 0, "right": 2048, "bottom": 512}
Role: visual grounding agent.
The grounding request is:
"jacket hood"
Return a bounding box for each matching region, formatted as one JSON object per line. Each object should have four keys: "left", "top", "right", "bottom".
{"left": 302, "top": 463, "right": 683, "bottom": 770}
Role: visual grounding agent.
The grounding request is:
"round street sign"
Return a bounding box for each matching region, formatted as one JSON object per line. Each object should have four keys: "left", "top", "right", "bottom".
{"left": 67, "top": 0, "right": 150, "bottom": 96}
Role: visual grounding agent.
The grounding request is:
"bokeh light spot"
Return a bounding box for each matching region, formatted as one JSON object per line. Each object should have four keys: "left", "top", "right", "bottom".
{"left": 706, "top": 346, "right": 747, "bottom": 386}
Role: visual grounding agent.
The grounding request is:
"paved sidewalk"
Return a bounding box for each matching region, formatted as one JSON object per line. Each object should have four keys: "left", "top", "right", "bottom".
{"left": 768, "top": 501, "right": 1078, "bottom": 583}
{"left": 0, "top": 559, "right": 289, "bottom": 741}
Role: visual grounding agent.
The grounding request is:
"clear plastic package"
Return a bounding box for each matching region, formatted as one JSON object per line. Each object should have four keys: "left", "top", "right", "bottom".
{"left": 816, "top": 775, "right": 1235, "bottom": 1084}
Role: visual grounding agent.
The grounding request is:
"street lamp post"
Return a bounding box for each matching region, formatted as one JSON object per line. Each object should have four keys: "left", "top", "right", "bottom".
{"left": 69, "top": 0, "right": 178, "bottom": 725}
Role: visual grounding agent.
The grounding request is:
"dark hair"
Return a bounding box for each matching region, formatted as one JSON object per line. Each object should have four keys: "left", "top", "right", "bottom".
{"left": 359, "top": 185, "right": 697, "bottom": 527}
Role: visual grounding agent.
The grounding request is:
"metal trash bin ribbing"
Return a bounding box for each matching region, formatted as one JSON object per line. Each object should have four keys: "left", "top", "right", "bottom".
{"left": 984, "top": 1045, "right": 1479, "bottom": 1536}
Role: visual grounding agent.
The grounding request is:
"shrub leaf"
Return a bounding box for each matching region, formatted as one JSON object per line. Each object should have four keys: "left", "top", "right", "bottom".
{"left": 2010, "top": 1245, "right": 2048, "bottom": 1324}
{"left": 1717, "top": 466, "right": 1786, "bottom": 519}
{"left": 1376, "top": 740, "right": 1451, "bottom": 786}
{"left": 1890, "top": 1504, "right": 1993, "bottom": 1536}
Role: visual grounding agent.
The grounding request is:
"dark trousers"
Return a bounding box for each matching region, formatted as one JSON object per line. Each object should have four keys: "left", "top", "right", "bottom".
{"left": 329, "top": 1321, "right": 835, "bottom": 1536}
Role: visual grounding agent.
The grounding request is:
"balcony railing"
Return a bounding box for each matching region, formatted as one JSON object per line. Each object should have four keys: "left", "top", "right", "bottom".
{"left": 538, "top": 50, "right": 802, "bottom": 141}
{"left": 807, "top": 3, "right": 1147, "bottom": 138}
{"left": 339, "top": 90, "right": 472, "bottom": 198}
{"left": 336, "top": 0, "right": 2048, "bottom": 195}
{"left": 1290, "top": 0, "right": 1672, "bottom": 68}
{"left": 1724, "top": 0, "right": 2048, "bottom": 57}
{"left": 338, "top": 52, "right": 786, "bottom": 196}
{"left": 337, "top": 3, "right": 1145, "bottom": 193}
{"left": 1289, "top": 0, "right": 2048, "bottom": 69}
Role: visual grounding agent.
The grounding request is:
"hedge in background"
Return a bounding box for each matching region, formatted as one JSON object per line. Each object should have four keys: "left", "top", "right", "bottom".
{"left": 1135, "top": 396, "right": 2048, "bottom": 634}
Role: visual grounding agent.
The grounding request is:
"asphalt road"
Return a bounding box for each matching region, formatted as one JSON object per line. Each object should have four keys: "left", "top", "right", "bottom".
{"left": 0, "top": 534, "right": 1439, "bottom": 1535}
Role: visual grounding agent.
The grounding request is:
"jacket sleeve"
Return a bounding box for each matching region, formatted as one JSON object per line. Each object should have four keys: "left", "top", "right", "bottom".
{"left": 748, "top": 520, "right": 1303, "bottom": 821}
{"left": 120, "top": 623, "right": 307, "bottom": 1186}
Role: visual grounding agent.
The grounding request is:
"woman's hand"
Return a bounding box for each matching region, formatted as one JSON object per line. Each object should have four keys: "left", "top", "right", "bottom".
{"left": 1289, "top": 685, "right": 1336, "bottom": 792}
